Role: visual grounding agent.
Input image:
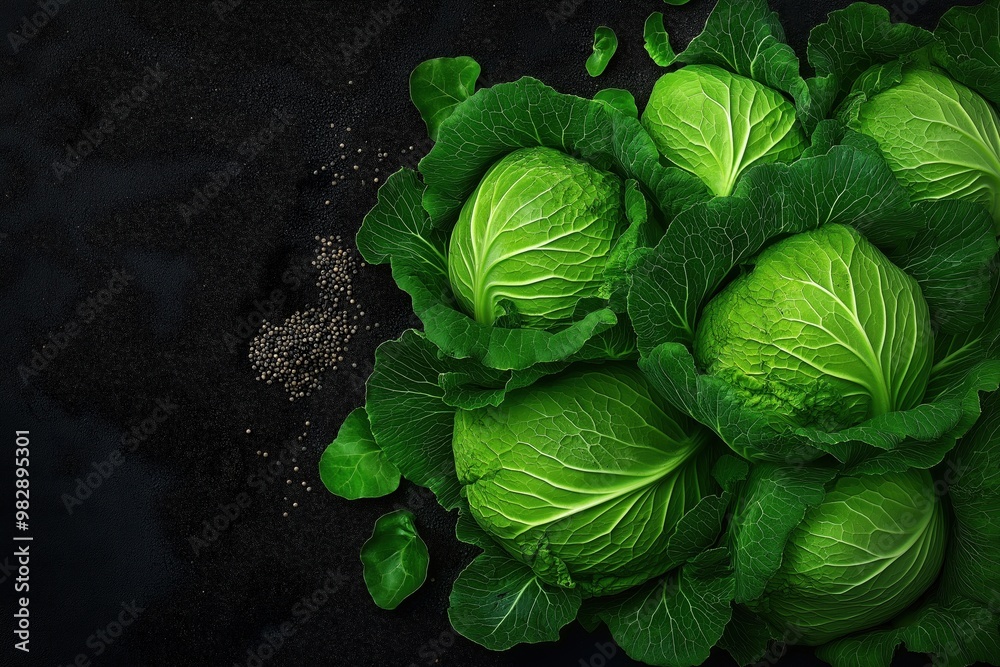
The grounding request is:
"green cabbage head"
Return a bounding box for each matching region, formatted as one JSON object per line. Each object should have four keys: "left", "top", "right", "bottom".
{"left": 446, "top": 146, "right": 626, "bottom": 328}
{"left": 752, "top": 469, "right": 947, "bottom": 645}
{"left": 642, "top": 64, "right": 807, "bottom": 197}
{"left": 452, "top": 363, "right": 716, "bottom": 596}
{"left": 694, "top": 224, "right": 933, "bottom": 431}
{"left": 848, "top": 67, "right": 1000, "bottom": 232}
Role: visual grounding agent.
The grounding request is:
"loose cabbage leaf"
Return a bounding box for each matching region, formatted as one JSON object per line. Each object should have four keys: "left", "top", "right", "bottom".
{"left": 586, "top": 26, "right": 618, "bottom": 77}
{"left": 319, "top": 407, "right": 400, "bottom": 500}
{"left": 360, "top": 510, "right": 430, "bottom": 610}
{"left": 729, "top": 464, "right": 838, "bottom": 604}
{"left": 935, "top": 0, "right": 1000, "bottom": 106}
{"left": 643, "top": 12, "right": 676, "bottom": 67}
{"left": 409, "top": 56, "right": 481, "bottom": 142}
{"left": 448, "top": 551, "right": 582, "bottom": 650}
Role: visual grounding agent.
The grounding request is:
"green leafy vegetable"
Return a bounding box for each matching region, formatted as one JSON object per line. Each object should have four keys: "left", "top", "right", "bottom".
{"left": 845, "top": 67, "right": 1000, "bottom": 232}
{"left": 448, "top": 553, "right": 582, "bottom": 650}
{"left": 643, "top": 64, "right": 807, "bottom": 196}
{"left": 586, "top": 26, "right": 618, "bottom": 77}
{"left": 593, "top": 88, "right": 638, "bottom": 118}
{"left": 319, "top": 408, "right": 400, "bottom": 499}
{"left": 452, "top": 363, "right": 718, "bottom": 596}
{"left": 695, "top": 224, "right": 933, "bottom": 430}
{"left": 643, "top": 12, "right": 676, "bottom": 67}
{"left": 360, "top": 510, "right": 430, "bottom": 610}
{"left": 747, "top": 469, "right": 947, "bottom": 646}
{"left": 447, "top": 147, "right": 626, "bottom": 328}
{"left": 409, "top": 56, "right": 481, "bottom": 142}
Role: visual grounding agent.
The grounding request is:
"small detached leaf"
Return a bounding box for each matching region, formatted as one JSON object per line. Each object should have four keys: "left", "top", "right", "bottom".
{"left": 586, "top": 26, "right": 618, "bottom": 77}
{"left": 593, "top": 88, "right": 638, "bottom": 118}
{"left": 319, "top": 408, "right": 400, "bottom": 500}
{"left": 360, "top": 510, "right": 429, "bottom": 610}
{"left": 448, "top": 552, "right": 582, "bottom": 650}
{"left": 409, "top": 56, "right": 481, "bottom": 141}
{"left": 663, "top": 0, "right": 692, "bottom": 4}
{"left": 644, "top": 12, "right": 676, "bottom": 66}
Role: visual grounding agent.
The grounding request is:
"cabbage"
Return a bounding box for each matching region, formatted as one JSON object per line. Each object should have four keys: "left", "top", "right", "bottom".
{"left": 847, "top": 67, "right": 1000, "bottom": 232}
{"left": 452, "top": 363, "right": 716, "bottom": 596}
{"left": 643, "top": 65, "right": 807, "bottom": 196}
{"left": 751, "top": 469, "right": 947, "bottom": 646}
{"left": 447, "top": 147, "right": 626, "bottom": 328}
{"left": 694, "top": 223, "right": 933, "bottom": 431}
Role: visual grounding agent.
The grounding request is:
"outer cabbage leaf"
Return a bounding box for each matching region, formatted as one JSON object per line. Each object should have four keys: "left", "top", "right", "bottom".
{"left": 595, "top": 548, "right": 736, "bottom": 667}
{"left": 807, "top": 2, "right": 934, "bottom": 97}
{"left": 409, "top": 56, "right": 481, "bottom": 142}
{"left": 628, "top": 142, "right": 1000, "bottom": 465}
{"left": 642, "top": 65, "right": 807, "bottom": 197}
{"left": 935, "top": 0, "right": 1000, "bottom": 107}
{"left": 448, "top": 551, "right": 582, "bottom": 650}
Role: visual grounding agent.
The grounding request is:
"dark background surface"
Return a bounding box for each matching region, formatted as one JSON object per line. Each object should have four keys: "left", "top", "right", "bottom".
{"left": 0, "top": 1, "right": 979, "bottom": 666}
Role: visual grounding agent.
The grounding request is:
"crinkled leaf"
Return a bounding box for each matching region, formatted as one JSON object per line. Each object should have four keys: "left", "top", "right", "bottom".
{"left": 593, "top": 88, "right": 637, "bottom": 118}
{"left": 935, "top": 0, "right": 1000, "bottom": 106}
{"left": 319, "top": 408, "right": 400, "bottom": 500}
{"left": 807, "top": 2, "right": 934, "bottom": 95}
{"left": 360, "top": 510, "right": 429, "bottom": 610}
{"left": 409, "top": 56, "right": 481, "bottom": 141}
{"left": 598, "top": 549, "right": 735, "bottom": 667}
{"left": 630, "top": 144, "right": 1000, "bottom": 465}
{"left": 730, "top": 464, "right": 837, "bottom": 603}
{"left": 586, "top": 26, "right": 618, "bottom": 77}
{"left": 365, "top": 330, "right": 464, "bottom": 509}
{"left": 817, "top": 599, "right": 1000, "bottom": 667}
{"left": 670, "top": 0, "right": 830, "bottom": 132}
{"left": 937, "top": 390, "right": 1000, "bottom": 608}
{"left": 719, "top": 605, "right": 774, "bottom": 666}
{"left": 448, "top": 552, "right": 582, "bottom": 650}
{"left": 644, "top": 12, "right": 676, "bottom": 67}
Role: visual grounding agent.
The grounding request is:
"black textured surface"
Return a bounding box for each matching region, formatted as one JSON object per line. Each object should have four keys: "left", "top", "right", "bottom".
{"left": 0, "top": 1, "right": 975, "bottom": 666}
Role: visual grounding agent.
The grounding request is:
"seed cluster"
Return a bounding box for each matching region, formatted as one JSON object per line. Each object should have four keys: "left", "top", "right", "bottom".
{"left": 249, "top": 236, "right": 373, "bottom": 400}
